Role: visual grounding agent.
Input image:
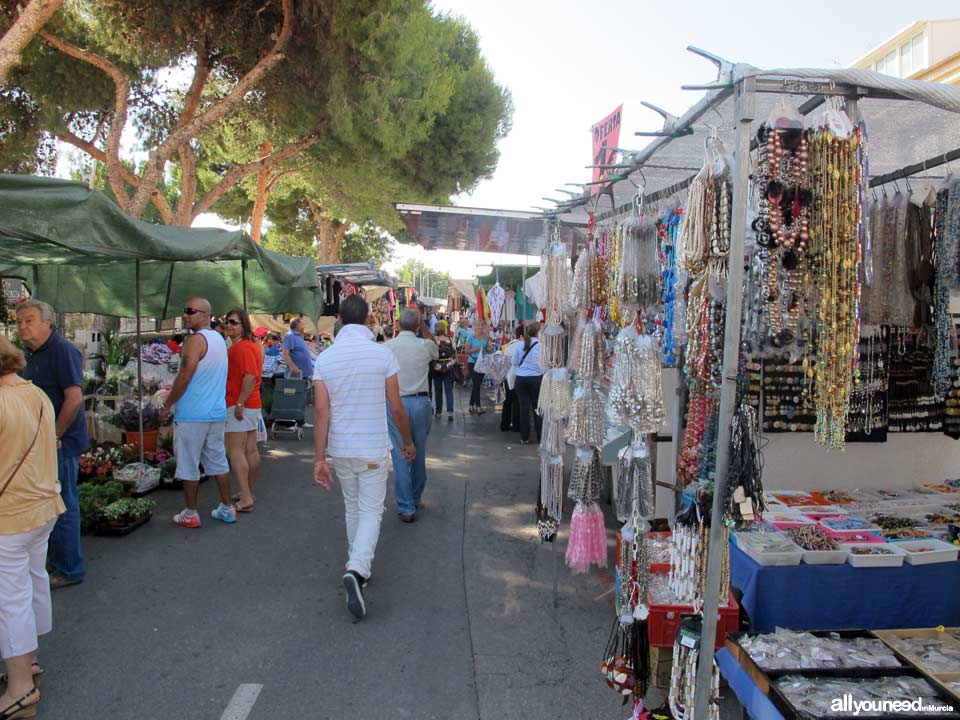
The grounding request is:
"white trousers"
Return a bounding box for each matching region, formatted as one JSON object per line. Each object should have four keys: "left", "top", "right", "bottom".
{"left": 329, "top": 456, "right": 388, "bottom": 579}
{"left": 0, "top": 519, "right": 56, "bottom": 660}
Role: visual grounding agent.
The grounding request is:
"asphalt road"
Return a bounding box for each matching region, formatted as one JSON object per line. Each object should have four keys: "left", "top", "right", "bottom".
{"left": 33, "top": 385, "right": 690, "bottom": 719}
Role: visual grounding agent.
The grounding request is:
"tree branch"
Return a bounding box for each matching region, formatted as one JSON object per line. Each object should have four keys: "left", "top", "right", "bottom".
{"left": 266, "top": 168, "right": 300, "bottom": 192}
{"left": 52, "top": 129, "right": 173, "bottom": 224}
{"left": 190, "top": 131, "right": 322, "bottom": 220}
{"left": 174, "top": 143, "right": 199, "bottom": 226}
{"left": 177, "top": 36, "right": 209, "bottom": 130}
{"left": 130, "top": 0, "right": 296, "bottom": 217}
{"left": 0, "top": 0, "right": 65, "bottom": 86}
{"left": 40, "top": 29, "right": 131, "bottom": 211}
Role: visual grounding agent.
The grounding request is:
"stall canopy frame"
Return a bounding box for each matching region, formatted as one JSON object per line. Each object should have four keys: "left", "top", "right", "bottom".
{"left": 539, "top": 56, "right": 960, "bottom": 720}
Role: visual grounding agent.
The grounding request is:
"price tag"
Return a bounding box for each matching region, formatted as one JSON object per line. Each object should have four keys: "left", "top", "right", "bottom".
{"left": 633, "top": 602, "right": 649, "bottom": 621}
{"left": 677, "top": 617, "right": 702, "bottom": 651}
{"left": 576, "top": 448, "right": 594, "bottom": 462}
{"left": 632, "top": 443, "right": 648, "bottom": 459}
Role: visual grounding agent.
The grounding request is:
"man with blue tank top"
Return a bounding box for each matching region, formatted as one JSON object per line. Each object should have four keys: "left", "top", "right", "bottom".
{"left": 159, "top": 297, "right": 235, "bottom": 527}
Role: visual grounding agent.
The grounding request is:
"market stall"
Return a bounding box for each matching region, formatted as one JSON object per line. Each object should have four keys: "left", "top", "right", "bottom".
{"left": 529, "top": 51, "right": 960, "bottom": 719}
{"left": 0, "top": 173, "right": 324, "bottom": 462}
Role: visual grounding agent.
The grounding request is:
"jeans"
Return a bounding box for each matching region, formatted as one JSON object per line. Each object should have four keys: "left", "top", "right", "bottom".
{"left": 48, "top": 451, "right": 84, "bottom": 582}
{"left": 469, "top": 364, "right": 485, "bottom": 408}
{"left": 501, "top": 384, "right": 520, "bottom": 430}
{"left": 515, "top": 374, "right": 544, "bottom": 442}
{"left": 433, "top": 374, "right": 455, "bottom": 414}
{"left": 329, "top": 456, "right": 388, "bottom": 579}
{"left": 388, "top": 395, "right": 433, "bottom": 516}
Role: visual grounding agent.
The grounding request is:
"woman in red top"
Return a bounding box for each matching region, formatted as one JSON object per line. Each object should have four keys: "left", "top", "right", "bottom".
{"left": 223, "top": 308, "right": 263, "bottom": 512}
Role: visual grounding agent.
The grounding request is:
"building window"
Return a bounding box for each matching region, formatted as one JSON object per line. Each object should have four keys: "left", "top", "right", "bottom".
{"left": 885, "top": 49, "right": 898, "bottom": 77}
{"left": 901, "top": 42, "right": 913, "bottom": 76}
{"left": 912, "top": 32, "right": 926, "bottom": 72}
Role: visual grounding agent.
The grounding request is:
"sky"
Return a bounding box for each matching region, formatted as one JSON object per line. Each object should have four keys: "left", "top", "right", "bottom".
{"left": 388, "top": 0, "right": 960, "bottom": 277}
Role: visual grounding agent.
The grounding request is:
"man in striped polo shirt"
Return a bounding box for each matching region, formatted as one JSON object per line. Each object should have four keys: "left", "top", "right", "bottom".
{"left": 312, "top": 295, "right": 416, "bottom": 620}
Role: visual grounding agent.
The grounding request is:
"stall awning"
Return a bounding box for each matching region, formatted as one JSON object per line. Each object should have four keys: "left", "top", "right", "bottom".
{"left": 0, "top": 174, "right": 322, "bottom": 318}
{"left": 395, "top": 203, "right": 586, "bottom": 253}
{"left": 448, "top": 278, "right": 477, "bottom": 299}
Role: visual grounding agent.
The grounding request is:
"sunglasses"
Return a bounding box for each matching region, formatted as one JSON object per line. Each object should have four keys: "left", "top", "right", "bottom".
{"left": 183, "top": 307, "right": 205, "bottom": 315}
{"left": 225, "top": 319, "right": 241, "bottom": 326}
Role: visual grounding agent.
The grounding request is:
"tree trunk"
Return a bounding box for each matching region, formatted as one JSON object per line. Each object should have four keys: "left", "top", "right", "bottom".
{"left": 305, "top": 196, "right": 348, "bottom": 264}
{"left": 250, "top": 141, "right": 273, "bottom": 242}
{"left": 0, "top": 0, "right": 64, "bottom": 86}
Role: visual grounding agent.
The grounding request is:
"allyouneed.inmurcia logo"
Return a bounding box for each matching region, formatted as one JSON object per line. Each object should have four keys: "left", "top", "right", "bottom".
{"left": 831, "top": 694, "right": 956, "bottom": 716}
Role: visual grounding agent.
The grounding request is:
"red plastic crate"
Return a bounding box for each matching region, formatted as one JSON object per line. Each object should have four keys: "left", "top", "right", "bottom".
{"left": 646, "top": 589, "right": 739, "bottom": 649}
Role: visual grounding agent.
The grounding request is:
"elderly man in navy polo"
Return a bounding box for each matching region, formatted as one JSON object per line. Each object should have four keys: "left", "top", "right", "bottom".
{"left": 17, "top": 300, "right": 88, "bottom": 589}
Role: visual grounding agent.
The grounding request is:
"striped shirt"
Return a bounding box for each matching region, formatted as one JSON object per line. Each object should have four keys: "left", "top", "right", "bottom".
{"left": 312, "top": 323, "right": 399, "bottom": 460}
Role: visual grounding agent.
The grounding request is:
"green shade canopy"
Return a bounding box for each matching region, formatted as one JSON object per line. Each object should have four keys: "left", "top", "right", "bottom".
{"left": 0, "top": 174, "right": 322, "bottom": 318}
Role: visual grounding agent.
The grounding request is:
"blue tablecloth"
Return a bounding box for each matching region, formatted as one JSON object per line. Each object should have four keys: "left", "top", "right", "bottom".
{"left": 730, "top": 542, "right": 960, "bottom": 633}
{"left": 715, "top": 648, "right": 785, "bottom": 720}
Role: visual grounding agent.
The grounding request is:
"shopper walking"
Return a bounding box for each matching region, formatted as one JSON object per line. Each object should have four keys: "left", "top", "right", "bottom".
{"left": 513, "top": 322, "right": 543, "bottom": 444}
{"left": 313, "top": 295, "right": 415, "bottom": 620}
{"left": 223, "top": 308, "right": 263, "bottom": 513}
{"left": 386, "top": 308, "right": 439, "bottom": 523}
{"left": 160, "top": 297, "right": 235, "bottom": 528}
{"left": 464, "top": 319, "right": 491, "bottom": 414}
{"left": 0, "top": 335, "right": 64, "bottom": 719}
{"left": 501, "top": 326, "right": 524, "bottom": 432}
{"left": 16, "top": 300, "right": 87, "bottom": 590}
{"left": 431, "top": 320, "right": 457, "bottom": 422}
{"left": 282, "top": 318, "right": 314, "bottom": 380}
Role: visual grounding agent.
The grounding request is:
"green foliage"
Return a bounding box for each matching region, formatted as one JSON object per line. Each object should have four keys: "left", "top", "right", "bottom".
{"left": 78, "top": 480, "right": 124, "bottom": 530}
{"left": 97, "top": 497, "right": 154, "bottom": 522}
{"left": 340, "top": 222, "right": 393, "bottom": 266}
{"left": 396, "top": 259, "right": 449, "bottom": 296}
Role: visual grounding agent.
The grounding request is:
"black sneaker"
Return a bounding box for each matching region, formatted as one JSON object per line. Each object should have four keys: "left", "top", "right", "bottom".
{"left": 342, "top": 571, "right": 366, "bottom": 619}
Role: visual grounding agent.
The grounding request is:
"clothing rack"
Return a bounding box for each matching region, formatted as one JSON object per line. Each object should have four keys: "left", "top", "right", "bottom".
{"left": 868, "top": 146, "right": 960, "bottom": 188}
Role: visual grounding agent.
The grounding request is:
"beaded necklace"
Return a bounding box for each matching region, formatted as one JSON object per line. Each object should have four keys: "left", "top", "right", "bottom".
{"left": 810, "top": 125, "right": 863, "bottom": 449}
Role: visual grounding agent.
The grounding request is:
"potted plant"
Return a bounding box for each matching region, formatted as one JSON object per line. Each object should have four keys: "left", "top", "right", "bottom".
{"left": 113, "top": 399, "right": 162, "bottom": 451}
{"left": 94, "top": 497, "right": 155, "bottom": 536}
{"left": 78, "top": 480, "right": 124, "bottom": 533}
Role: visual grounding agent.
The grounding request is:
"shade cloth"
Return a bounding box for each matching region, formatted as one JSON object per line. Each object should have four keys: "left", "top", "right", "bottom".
{"left": 0, "top": 174, "right": 322, "bottom": 317}
{"left": 729, "top": 542, "right": 960, "bottom": 633}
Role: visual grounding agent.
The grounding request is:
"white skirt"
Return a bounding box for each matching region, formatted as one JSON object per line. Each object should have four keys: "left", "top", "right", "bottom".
{"left": 225, "top": 406, "right": 263, "bottom": 433}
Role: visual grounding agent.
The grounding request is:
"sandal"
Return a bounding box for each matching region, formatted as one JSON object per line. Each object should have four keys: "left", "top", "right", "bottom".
{"left": 236, "top": 503, "right": 255, "bottom": 513}
{"left": 0, "top": 687, "right": 39, "bottom": 719}
{"left": 0, "top": 664, "right": 42, "bottom": 689}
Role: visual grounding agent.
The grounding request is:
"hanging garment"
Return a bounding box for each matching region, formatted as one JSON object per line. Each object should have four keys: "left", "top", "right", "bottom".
{"left": 487, "top": 284, "right": 505, "bottom": 327}
{"left": 503, "top": 289, "right": 517, "bottom": 324}
{"left": 475, "top": 287, "right": 491, "bottom": 321}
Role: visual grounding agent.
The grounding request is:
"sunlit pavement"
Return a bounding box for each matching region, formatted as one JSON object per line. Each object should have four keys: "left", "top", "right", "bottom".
{"left": 36, "top": 384, "right": 698, "bottom": 719}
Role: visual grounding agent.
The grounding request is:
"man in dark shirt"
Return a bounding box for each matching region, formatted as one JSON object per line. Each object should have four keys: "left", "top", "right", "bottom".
{"left": 17, "top": 300, "right": 88, "bottom": 588}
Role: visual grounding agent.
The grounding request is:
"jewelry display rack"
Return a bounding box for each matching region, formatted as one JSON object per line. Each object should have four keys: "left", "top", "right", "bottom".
{"left": 539, "top": 49, "right": 960, "bottom": 720}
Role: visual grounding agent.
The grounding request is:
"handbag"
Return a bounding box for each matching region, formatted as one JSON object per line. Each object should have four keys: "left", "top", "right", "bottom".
{"left": 0, "top": 403, "right": 45, "bottom": 499}
{"left": 474, "top": 347, "right": 491, "bottom": 375}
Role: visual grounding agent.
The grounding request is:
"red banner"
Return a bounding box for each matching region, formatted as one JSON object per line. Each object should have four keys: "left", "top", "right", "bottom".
{"left": 591, "top": 104, "right": 623, "bottom": 194}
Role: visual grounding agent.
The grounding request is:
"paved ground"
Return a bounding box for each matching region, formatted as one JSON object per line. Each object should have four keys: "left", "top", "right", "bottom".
{"left": 34, "top": 385, "right": 689, "bottom": 719}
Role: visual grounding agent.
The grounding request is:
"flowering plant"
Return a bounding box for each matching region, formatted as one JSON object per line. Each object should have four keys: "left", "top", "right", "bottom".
{"left": 78, "top": 445, "right": 126, "bottom": 481}
{"left": 113, "top": 399, "right": 161, "bottom": 431}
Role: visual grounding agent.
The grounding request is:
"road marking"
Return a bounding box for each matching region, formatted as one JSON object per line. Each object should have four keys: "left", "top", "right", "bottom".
{"left": 220, "top": 684, "right": 263, "bottom": 720}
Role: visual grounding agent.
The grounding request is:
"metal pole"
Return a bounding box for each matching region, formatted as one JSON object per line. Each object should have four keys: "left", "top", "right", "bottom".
{"left": 241, "top": 259, "right": 248, "bottom": 310}
{"left": 135, "top": 260, "right": 144, "bottom": 464}
{"left": 669, "top": 348, "right": 688, "bottom": 525}
{"left": 692, "top": 76, "right": 755, "bottom": 720}
{"left": 552, "top": 534, "right": 559, "bottom": 609}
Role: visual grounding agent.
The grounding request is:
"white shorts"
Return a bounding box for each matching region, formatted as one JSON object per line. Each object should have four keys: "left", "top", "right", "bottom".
{"left": 225, "top": 406, "right": 263, "bottom": 433}
{"left": 174, "top": 420, "right": 229, "bottom": 481}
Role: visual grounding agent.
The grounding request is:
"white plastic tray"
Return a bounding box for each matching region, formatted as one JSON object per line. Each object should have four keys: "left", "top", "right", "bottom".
{"left": 801, "top": 548, "right": 848, "bottom": 565}
{"left": 895, "top": 539, "right": 960, "bottom": 565}
{"left": 734, "top": 532, "right": 804, "bottom": 567}
{"left": 846, "top": 543, "right": 905, "bottom": 568}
